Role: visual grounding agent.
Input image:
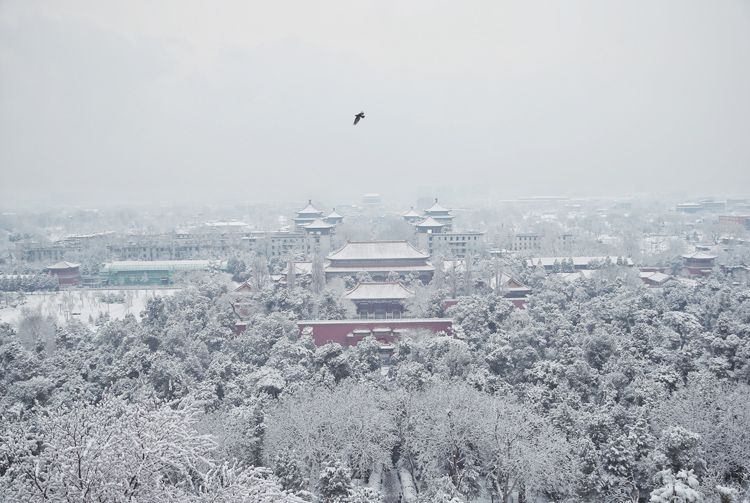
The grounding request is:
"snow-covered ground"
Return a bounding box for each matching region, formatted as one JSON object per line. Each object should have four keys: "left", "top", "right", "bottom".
{"left": 0, "top": 288, "right": 179, "bottom": 327}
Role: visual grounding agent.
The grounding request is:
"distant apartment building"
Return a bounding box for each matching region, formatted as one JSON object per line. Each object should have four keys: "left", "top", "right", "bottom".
{"left": 17, "top": 242, "right": 67, "bottom": 262}
{"left": 416, "top": 231, "right": 484, "bottom": 258}
{"left": 719, "top": 215, "right": 750, "bottom": 230}
{"left": 108, "top": 233, "right": 236, "bottom": 261}
{"left": 676, "top": 200, "right": 727, "bottom": 213}
{"left": 242, "top": 232, "right": 310, "bottom": 260}
{"left": 509, "top": 232, "right": 573, "bottom": 254}
{"left": 362, "top": 193, "right": 383, "bottom": 208}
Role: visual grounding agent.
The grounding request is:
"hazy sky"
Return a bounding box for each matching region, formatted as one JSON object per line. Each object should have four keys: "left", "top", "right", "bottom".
{"left": 1, "top": 0, "right": 749, "bottom": 207}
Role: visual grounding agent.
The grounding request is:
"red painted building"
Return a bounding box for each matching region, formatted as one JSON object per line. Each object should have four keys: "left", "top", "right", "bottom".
{"left": 43, "top": 261, "right": 81, "bottom": 287}
{"left": 682, "top": 251, "right": 717, "bottom": 276}
{"left": 297, "top": 318, "right": 452, "bottom": 347}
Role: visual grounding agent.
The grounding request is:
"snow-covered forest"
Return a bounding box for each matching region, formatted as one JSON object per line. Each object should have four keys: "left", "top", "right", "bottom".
{"left": 1, "top": 272, "right": 749, "bottom": 502}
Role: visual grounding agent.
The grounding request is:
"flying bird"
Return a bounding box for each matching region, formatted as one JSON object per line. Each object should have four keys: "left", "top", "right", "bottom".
{"left": 353, "top": 111, "right": 365, "bottom": 126}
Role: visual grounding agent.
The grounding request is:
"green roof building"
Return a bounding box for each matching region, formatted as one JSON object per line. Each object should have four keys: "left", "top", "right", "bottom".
{"left": 100, "top": 260, "right": 226, "bottom": 286}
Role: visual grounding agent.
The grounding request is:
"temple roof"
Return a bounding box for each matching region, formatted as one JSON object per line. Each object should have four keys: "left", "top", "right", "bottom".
{"left": 282, "top": 261, "right": 313, "bottom": 275}
{"left": 416, "top": 216, "right": 445, "bottom": 228}
{"left": 682, "top": 251, "right": 717, "bottom": 260}
{"left": 296, "top": 200, "right": 323, "bottom": 215}
{"left": 233, "top": 281, "right": 253, "bottom": 293}
{"left": 490, "top": 273, "right": 531, "bottom": 291}
{"left": 639, "top": 271, "right": 673, "bottom": 284}
{"left": 424, "top": 198, "right": 451, "bottom": 214}
{"left": 45, "top": 261, "right": 80, "bottom": 270}
{"left": 327, "top": 240, "right": 429, "bottom": 261}
{"left": 344, "top": 281, "right": 414, "bottom": 301}
{"left": 325, "top": 264, "right": 434, "bottom": 273}
{"left": 304, "top": 218, "right": 335, "bottom": 230}
{"left": 402, "top": 207, "right": 422, "bottom": 218}
{"left": 325, "top": 208, "right": 343, "bottom": 220}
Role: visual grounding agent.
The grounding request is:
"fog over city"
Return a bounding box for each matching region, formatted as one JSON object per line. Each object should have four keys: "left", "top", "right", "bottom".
{"left": 2, "top": 0, "right": 750, "bottom": 207}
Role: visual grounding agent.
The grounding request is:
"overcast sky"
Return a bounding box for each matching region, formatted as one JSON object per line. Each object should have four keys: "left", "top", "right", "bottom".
{"left": 1, "top": 0, "right": 749, "bottom": 208}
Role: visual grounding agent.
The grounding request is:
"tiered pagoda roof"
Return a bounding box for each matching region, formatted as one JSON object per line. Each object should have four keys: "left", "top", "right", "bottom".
{"left": 324, "top": 208, "right": 344, "bottom": 225}
{"left": 304, "top": 218, "right": 335, "bottom": 231}
{"left": 416, "top": 216, "right": 445, "bottom": 230}
{"left": 296, "top": 200, "right": 323, "bottom": 215}
{"left": 424, "top": 198, "right": 451, "bottom": 215}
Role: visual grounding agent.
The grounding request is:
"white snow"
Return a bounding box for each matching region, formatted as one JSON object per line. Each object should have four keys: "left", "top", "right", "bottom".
{"left": 0, "top": 288, "right": 179, "bottom": 327}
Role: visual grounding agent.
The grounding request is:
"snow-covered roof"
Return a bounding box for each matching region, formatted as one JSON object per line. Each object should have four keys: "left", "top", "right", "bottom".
{"left": 639, "top": 271, "right": 672, "bottom": 284}
{"left": 552, "top": 270, "right": 597, "bottom": 282}
{"left": 101, "top": 260, "right": 224, "bottom": 272}
{"left": 324, "top": 264, "right": 435, "bottom": 273}
{"left": 526, "top": 256, "right": 634, "bottom": 267}
{"left": 424, "top": 198, "right": 451, "bottom": 214}
{"left": 402, "top": 207, "right": 422, "bottom": 218}
{"left": 45, "top": 261, "right": 80, "bottom": 270}
{"left": 204, "top": 221, "right": 250, "bottom": 228}
{"left": 327, "top": 241, "right": 429, "bottom": 261}
{"left": 296, "top": 200, "right": 323, "bottom": 215}
{"left": 303, "top": 218, "right": 335, "bottom": 230}
{"left": 681, "top": 251, "right": 717, "bottom": 260}
{"left": 416, "top": 217, "right": 445, "bottom": 228}
{"left": 282, "top": 262, "right": 313, "bottom": 275}
{"left": 344, "top": 282, "right": 414, "bottom": 301}
{"left": 325, "top": 209, "right": 343, "bottom": 220}
{"left": 489, "top": 273, "right": 531, "bottom": 291}
{"left": 233, "top": 281, "right": 253, "bottom": 293}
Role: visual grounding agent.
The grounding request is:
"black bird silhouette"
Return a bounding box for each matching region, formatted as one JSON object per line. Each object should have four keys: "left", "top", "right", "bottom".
{"left": 353, "top": 111, "right": 365, "bottom": 126}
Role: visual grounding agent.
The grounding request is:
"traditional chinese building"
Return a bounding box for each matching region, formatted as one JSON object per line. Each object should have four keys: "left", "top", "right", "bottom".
{"left": 293, "top": 200, "right": 324, "bottom": 230}
{"left": 415, "top": 217, "right": 445, "bottom": 234}
{"left": 324, "top": 208, "right": 344, "bottom": 225}
{"left": 44, "top": 261, "right": 81, "bottom": 287}
{"left": 296, "top": 318, "right": 452, "bottom": 347}
{"left": 423, "top": 198, "right": 454, "bottom": 230}
{"left": 681, "top": 251, "right": 717, "bottom": 276}
{"left": 325, "top": 240, "right": 434, "bottom": 282}
{"left": 491, "top": 273, "right": 532, "bottom": 299}
{"left": 344, "top": 281, "right": 414, "bottom": 319}
{"left": 303, "top": 218, "right": 335, "bottom": 236}
{"left": 639, "top": 271, "right": 674, "bottom": 287}
{"left": 402, "top": 207, "right": 423, "bottom": 224}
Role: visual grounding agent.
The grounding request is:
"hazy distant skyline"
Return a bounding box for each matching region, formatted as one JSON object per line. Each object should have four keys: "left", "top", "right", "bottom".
{"left": 1, "top": 0, "right": 749, "bottom": 208}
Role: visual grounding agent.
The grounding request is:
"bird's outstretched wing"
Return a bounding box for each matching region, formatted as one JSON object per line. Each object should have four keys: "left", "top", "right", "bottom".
{"left": 353, "top": 115, "right": 361, "bottom": 125}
